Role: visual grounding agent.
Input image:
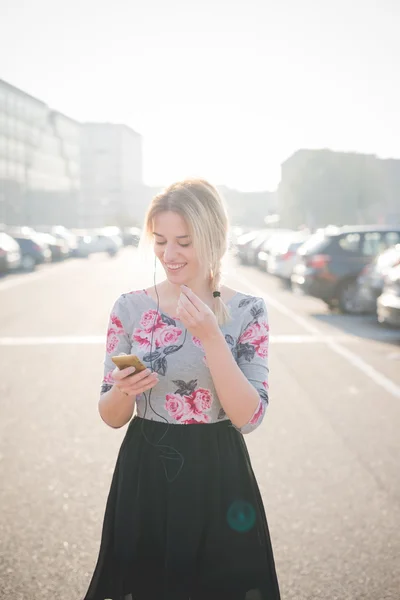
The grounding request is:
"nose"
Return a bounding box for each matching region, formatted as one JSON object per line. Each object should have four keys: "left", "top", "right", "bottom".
{"left": 163, "top": 244, "right": 180, "bottom": 263}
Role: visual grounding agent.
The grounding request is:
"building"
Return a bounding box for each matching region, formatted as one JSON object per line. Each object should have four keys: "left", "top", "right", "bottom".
{"left": 218, "top": 185, "right": 277, "bottom": 228}
{"left": 80, "top": 123, "right": 144, "bottom": 228}
{"left": 278, "top": 149, "right": 400, "bottom": 228}
{"left": 0, "top": 79, "right": 81, "bottom": 227}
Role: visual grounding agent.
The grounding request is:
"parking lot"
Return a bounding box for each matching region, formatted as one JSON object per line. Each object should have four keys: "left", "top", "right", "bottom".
{"left": 1, "top": 247, "right": 400, "bottom": 600}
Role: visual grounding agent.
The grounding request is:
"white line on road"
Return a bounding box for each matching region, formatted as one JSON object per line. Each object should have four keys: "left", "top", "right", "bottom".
{"left": 328, "top": 339, "right": 400, "bottom": 399}
{"left": 0, "top": 336, "right": 106, "bottom": 345}
{"left": 236, "top": 273, "right": 400, "bottom": 400}
{"left": 0, "top": 334, "right": 358, "bottom": 346}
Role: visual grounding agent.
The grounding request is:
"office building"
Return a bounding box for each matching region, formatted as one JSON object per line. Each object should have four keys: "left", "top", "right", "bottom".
{"left": 80, "top": 123, "right": 143, "bottom": 228}
{"left": 0, "top": 79, "right": 81, "bottom": 227}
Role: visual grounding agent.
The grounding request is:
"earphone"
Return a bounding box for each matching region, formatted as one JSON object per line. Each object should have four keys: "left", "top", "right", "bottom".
{"left": 139, "top": 253, "right": 186, "bottom": 483}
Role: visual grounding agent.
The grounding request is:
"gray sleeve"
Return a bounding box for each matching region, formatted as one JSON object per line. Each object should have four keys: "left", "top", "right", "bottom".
{"left": 100, "top": 295, "right": 133, "bottom": 395}
{"left": 235, "top": 297, "right": 269, "bottom": 434}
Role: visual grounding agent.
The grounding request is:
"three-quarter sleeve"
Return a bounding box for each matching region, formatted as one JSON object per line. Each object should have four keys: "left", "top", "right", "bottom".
{"left": 101, "top": 295, "right": 132, "bottom": 395}
{"left": 235, "top": 297, "right": 269, "bottom": 434}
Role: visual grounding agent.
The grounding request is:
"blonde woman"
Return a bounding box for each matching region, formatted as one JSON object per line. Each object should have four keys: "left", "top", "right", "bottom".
{"left": 83, "top": 179, "right": 281, "bottom": 600}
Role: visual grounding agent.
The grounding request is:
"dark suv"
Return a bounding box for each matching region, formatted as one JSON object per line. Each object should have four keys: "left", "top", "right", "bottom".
{"left": 291, "top": 225, "right": 400, "bottom": 313}
{"left": 12, "top": 234, "right": 52, "bottom": 271}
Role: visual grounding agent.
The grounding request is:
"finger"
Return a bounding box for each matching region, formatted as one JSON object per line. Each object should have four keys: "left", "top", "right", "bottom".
{"left": 131, "top": 368, "right": 154, "bottom": 382}
{"left": 119, "top": 367, "right": 150, "bottom": 383}
{"left": 180, "top": 285, "right": 203, "bottom": 311}
{"left": 178, "top": 295, "right": 198, "bottom": 319}
{"left": 128, "top": 372, "right": 158, "bottom": 389}
{"left": 134, "top": 378, "right": 159, "bottom": 395}
{"left": 177, "top": 302, "right": 196, "bottom": 326}
{"left": 113, "top": 366, "right": 136, "bottom": 380}
{"left": 120, "top": 373, "right": 158, "bottom": 396}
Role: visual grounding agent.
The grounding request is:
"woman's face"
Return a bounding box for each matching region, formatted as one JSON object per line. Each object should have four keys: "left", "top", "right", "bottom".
{"left": 152, "top": 211, "right": 202, "bottom": 286}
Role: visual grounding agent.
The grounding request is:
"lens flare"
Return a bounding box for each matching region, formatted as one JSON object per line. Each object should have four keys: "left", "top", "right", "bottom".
{"left": 227, "top": 500, "right": 256, "bottom": 533}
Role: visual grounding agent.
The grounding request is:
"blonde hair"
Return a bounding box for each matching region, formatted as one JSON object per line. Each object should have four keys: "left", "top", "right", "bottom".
{"left": 141, "top": 178, "right": 231, "bottom": 325}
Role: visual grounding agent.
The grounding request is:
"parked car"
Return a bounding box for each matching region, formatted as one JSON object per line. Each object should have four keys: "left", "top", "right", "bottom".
{"left": 257, "top": 235, "right": 280, "bottom": 271}
{"left": 50, "top": 226, "right": 78, "bottom": 257}
{"left": 235, "top": 230, "right": 262, "bottom": 264}
{"left": 12, "top": 233, "right": 52, "bottom": 271}
{"left": 291, "top": 225, "right": 400, "bottom": 313}
{"left": 0, "top": 232, "right": 22, "bottom": 273}
{"left": 86, "top": 232, "right": 122, "bottom": 256}
{"left": 266, "top": 232, "right": 310, "bottom": 281}
{"left": 377, "top": 264, "right": 400, "bottom": 327}
{"left": 122, "top": 227, "right": 141, "bottom": 246}
{"left": 356, "top": 244, "right": 400, "bottom": 314}
{"left": 74, "top": 234, "right": 93, "bottom": 258}
{"left": 257, "top": 229, "right": 295, "bottom": 271}
{"left": 229, "top": 226, "right": 247, "bottom": 252}
{"left": 35, "top": 232, "right": 69, "bottom": 262}
{"left": 244, "top": 231, "right": 275, "bottom": 266}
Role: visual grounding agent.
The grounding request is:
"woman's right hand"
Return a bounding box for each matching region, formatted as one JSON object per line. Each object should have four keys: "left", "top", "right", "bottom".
{"left": 112, "top": 366, "right": 159, "bottom": 397}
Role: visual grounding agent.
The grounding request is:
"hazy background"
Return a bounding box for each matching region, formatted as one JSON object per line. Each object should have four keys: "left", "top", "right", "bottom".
{"left": 1, "top": 0, "right": 399, "bottom": 192}
{"left": 1, "top": 3, "right": 400, "bottom": 599}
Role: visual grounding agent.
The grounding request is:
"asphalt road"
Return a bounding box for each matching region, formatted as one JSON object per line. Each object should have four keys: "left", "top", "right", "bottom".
{"left": 1, "top": 247, "right": 399, "bottom": 600}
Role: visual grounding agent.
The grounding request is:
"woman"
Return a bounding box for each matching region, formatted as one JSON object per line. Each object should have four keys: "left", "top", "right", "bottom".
{"left": 83, "top": 179, "right": 281, "bottom": 600}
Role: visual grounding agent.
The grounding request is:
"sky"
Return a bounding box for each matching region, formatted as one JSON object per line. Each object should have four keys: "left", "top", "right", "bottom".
{"left": 0, "top": 0, "right": 399, "bottom": 191}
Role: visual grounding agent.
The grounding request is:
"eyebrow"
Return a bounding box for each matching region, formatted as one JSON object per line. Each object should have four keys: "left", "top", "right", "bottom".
{"left": 152, "top": 232, "right": 190, "bottom": 239}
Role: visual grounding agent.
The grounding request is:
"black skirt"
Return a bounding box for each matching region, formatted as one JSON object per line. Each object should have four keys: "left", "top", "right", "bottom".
{"left": 83, "top": 417, "right": 281, "bottom": 600}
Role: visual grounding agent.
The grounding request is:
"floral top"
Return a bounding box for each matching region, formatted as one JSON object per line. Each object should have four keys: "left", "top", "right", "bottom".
{"left": 101, "top": 289, "right": 269, "bottom": 434}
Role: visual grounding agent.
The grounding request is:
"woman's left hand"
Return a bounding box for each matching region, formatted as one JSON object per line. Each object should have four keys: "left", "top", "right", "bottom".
{"left": 176, "top": 285, "right": 220, "bottom": 342}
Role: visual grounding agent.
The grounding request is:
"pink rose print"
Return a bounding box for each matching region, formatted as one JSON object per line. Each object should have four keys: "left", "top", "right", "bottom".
{"left": 192, "top": 336, "right": 203, "bottom": 350}
{"left": 156, "top": 326, "right": 182, "bottom": 347}
{"left": 165, "top": 393, "right": 193, "bottom": 421}
{"left": 104, "top": 370, "right": 115, "bottom": 383}
{"left": 110, "top": 313, "right": 123, "bottom": 330}
{"left": 133, "top": 310, "right": 183, "bottom": 350}
{"left": 262, "top": 380, "right": 269, "bottom": 390}
{"left": 106, "top": 328, "right": 120, "bottom": 353}
{"left": 250, "top": 401, "right": 264, "bottom": 425}
{"left": 192, "top": 388, "right": 212, "bottom": 413}
{"left": 192, "top": 336, "right": 208, "bottom": 367}
{"left": 239, "top": 320, "right": 269, "bottom": 358}
{"left": 132, "top": 329, "right": 152, "bottom": 350}
{"left": 254, "top": 338, "right": 268, "bottom": 359}
{"left": 106, "top": 311, "right": 125, "bottom": 354}
{"left": 165, "top": 387, "right": 214, "bottom": 424}
{"left": 139, "top": 309, "right": 164, "bottom": 332}
{"left": 184, "top": 416, "right": 211, "bottom": 424}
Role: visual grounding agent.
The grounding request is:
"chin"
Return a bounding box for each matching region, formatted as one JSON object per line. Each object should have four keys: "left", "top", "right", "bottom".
{"left": 163, "top": 263, "right": 190, "bottom": 282}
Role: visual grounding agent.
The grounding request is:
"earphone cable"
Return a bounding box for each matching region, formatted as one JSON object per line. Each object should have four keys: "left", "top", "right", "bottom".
{"left": 139, "top": 255, "right": 185, "bottom": 482}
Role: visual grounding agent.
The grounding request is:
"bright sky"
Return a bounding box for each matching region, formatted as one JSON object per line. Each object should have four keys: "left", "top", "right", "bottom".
{"left": 0, "top": 0, "right": 399, "bottom": 191}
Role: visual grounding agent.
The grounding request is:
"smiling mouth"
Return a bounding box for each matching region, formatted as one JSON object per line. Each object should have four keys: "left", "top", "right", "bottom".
{"left": 165, "top": 263, "right": 187, "bottom": 272}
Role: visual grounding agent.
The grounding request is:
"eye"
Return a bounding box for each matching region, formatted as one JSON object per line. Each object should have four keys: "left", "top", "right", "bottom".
{"left": 155, "top": 241, "right": 191, "bottom": 247}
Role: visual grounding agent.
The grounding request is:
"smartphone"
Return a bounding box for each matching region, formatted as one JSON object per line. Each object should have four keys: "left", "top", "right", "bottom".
{"left": 111, "top": 354, "right": 147, "bottom": 373}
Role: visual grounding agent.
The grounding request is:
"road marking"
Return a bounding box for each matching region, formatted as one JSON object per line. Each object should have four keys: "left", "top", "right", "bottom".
{"left": 0, "top": 334, "right": 358, "bottom": 346}
{"left": 0, "top": 336, "right": 106, "bottom": 345}
{"left": 236, "top": 273, "right": 400, "bottom": 399}
{"left": 328, "top": 339, "right": 400, "bottom": 398}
